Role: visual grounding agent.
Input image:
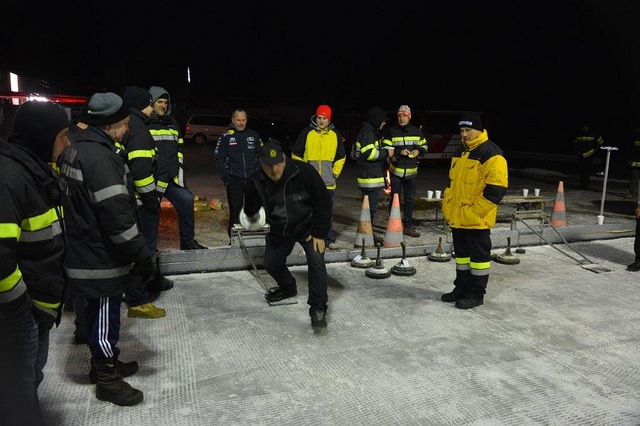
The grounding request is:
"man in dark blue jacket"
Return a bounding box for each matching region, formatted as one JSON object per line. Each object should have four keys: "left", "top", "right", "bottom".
{"left": 241, "top": 139, "right": 332, "bottom": 330}
{"left": 215, "top": 108, "right": 262, "bottom": 238}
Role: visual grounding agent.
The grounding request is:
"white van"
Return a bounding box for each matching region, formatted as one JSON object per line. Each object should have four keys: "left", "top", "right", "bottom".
{"left": 184, "top": 114, "right": 230, "bottom": 145}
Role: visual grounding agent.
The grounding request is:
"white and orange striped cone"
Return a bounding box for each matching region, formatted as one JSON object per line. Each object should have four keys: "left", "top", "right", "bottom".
{"left": 384, "top": 193, "right": 403, "bottom": 248}
{"left": 354, "top": 195, "right": 375, "bottom": 248}
{"left": 550, "top": 180, "right": 567, "bottom": 227}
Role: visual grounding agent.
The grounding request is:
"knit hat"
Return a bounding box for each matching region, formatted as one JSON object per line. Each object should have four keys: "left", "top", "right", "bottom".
{"left": 397, "top": 105, "right": 411, "bottom": 119}
{"left": 367, "top": 107, "right": 387, "bottom": 129}
{"left": 259, "top": 139, "right": 285, "bottom": 166}
{"left": 458, "top": 113, "right": 483, "bottom": 131}
{"left": 122, "top": 86, "right": 152, "bottom": 111}
{"left": 85, "top": 92, "right": 130, "bottom": 126}
{"left": 10, "top": 101, "right": 69, "bottom": 163}
{"left": 149, "top": 86, "right": 170, "bottom": 103}
{"left": 316, "top": 104, "right": 332, "bottom": 121}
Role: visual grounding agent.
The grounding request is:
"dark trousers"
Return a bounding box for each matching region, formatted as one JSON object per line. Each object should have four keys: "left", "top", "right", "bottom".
{"left": 389, "top": 174, "right": 417, "bottom": 228}
{"left": 0, "top": 300, "right": 48, "bottom": 425}
{"left": 87, "top": 295, "right": 122, "bottom": 361}
{"left": 326, "top": 189, "right": 336, "bottom": 244}
{"left": 361, "top": 188, "right": 383, "bottom": 224}
{"left": 138, "top": 206, "right": 160, "bottom": 254}
{"left": 226, "top": 178, "right": 246, "bottom": 237}
{"left": 634, "top": 216, "right": 640, "bottom": 262}
{"left": 578, "top": 156, "right": 594, "bottom": 189}
{"left": 263, "top": 234, "right": 328, "bottom": 313}
{"left": 164, "top": 182, "right": 195, "bottom": 244}
{"left": 451, "top": 228, "right": 492, "bottom": 297}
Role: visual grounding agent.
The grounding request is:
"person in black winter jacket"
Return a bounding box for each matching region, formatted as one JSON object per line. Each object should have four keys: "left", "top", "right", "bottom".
{"left": 120, "top": 86, "right": 171, "bottom": 318}
{"left": 0, "top": 100, "right": 69, "bottom": 426}
{"left": 58, "top": 92, "right": 152, "bottom": 407}
{"left": 355, "top": 107, "right": 390, "bottom": 237}
{"left": 241, "top": 139, "right": 332, "bottom": 330}
{"left": 215, "top": 108, "right": 263, "bottom": 238}
{"left": 148, "top": 86, "right": 207, "bottom": 250}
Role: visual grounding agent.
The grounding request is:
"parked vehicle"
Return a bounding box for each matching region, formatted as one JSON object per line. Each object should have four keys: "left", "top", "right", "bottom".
{"left": 183, "top": 113, "right": 230, "bottom": 145}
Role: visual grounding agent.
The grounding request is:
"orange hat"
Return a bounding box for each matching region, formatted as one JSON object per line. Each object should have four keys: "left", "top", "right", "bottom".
{"left": 316, "top": 104, "right": 332, "bottom": 121}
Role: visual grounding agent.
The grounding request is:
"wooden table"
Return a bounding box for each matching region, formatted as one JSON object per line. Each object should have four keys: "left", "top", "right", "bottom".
{"left": 500, "top": 195, "right": 553, "bottom": 211}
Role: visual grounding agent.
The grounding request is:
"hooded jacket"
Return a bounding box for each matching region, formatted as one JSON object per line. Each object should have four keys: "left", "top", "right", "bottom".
{"left": 147, "top": 86, "right": 185, "bottom": 191}
{"left": 57, "top": 124, "right": 151, "bottom": 298}
{"left": 291, "top": 115, "right": 346, "bottom": 190}
{"left": 0, "top": 137, "right": 66, "bottom": 325}
{"left": 120, "top": 108, "right": 158, "bottom": 209}
{"left": 355, "top": 107, "right": 390, "bottom": 191}
{"left": 243, "top": 158, "right": 331, "bottom": 240}
{"left": 441, "top": 130, "right": 508, "bottom": 229}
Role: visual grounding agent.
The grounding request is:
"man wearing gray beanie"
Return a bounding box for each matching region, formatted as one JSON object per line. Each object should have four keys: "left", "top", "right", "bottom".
{"left": 58, "top": 92, "right": 150, "bottom": 406}
{"left": 0, "top": 100, "right": 69, "bottom": 425}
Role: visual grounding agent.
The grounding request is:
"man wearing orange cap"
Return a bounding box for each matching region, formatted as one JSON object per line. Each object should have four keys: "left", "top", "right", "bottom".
{"left": 292, "top": 104, "right": 346, "bottom": 250}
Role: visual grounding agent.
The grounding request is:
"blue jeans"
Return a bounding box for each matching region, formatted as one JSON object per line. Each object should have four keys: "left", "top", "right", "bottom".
{"left": 263, "top": 234, "right": 328, "bottom": 312}
{"left": 164, "top": 182, "right": 195, "bottom": 244}
{"left": 0, "top": 297, "right": 49, "bottom": 425}
{"left": 138, "top": 206, "right": 160, "bottom": 254}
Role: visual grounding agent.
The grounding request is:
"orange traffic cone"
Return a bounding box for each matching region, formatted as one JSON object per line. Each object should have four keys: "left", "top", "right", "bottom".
{"left": 550, "top": 180, "right": 567, "bottom": 227}
{"left": 354, "top": 195, "right": 375, "bottom": 248}
{"left": 384, "top": 193, "right": 404, "bottom": 247}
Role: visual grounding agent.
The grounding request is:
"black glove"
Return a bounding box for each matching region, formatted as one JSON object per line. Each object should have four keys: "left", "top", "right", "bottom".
{"left": 31, "top": 304, "right": 56, "bottom": 330}
{"left": 140, "top": 193, "right": 161, "bottom": 212}
{"left": 130, "top": 257, "right": 154, "bottom": 282}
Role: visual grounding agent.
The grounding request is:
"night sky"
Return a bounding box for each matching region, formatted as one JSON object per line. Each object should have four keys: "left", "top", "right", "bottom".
{"left": 2, "top": 1, "right": 640, "bottom": 149}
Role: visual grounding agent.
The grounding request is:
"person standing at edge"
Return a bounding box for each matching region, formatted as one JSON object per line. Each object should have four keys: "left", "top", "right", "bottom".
{"left": 291, "top": 104, "right": 346, "bottom": 250}
{"left": 121, "top": 86, "right": 171, "bottom": 318}
{"left": 58, "top": 92, "right": 152, "bottom": 406}
{"left": 382, "top": 105, "right": 428, "bottom": 237}
{"left": 215, "top": 108, "right": 263, "bottom": 239}
{"left": 241, "top": 140, "right": 332, "bottom": 330}
{"left": 355, "top": 106, "right": 391, "bottom": 241}
{"left": 0, "top": 101, "right": 69, "bottom": 425}
{"left": 440, "top": 113, "right": 508, "bottom": 309}
{"left": 573, "top": 122, "right": 604, "bottom": 189}
{"left": 148, "top": 85, "right": 207, "bottom": 250}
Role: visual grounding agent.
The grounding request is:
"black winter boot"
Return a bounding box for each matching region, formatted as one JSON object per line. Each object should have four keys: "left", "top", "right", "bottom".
{"left": 440, "top": 286, "right": 466, "bottom": 303}
{"left": 89, "top": 359, "right": 139, "bottom": 384}
{"left": 92, "top": 358, "right": 143, "bottom": 406}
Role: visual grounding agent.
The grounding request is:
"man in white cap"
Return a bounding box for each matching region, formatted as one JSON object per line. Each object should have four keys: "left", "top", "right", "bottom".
{"left": 383, "top": 105, "right": 428, "bottom": 237}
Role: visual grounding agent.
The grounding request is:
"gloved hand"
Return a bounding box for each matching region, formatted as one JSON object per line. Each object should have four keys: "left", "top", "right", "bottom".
{"left": 31, "top": 304, "right": 56, "bottom": 330}
{"left": 239, "top": 207, "right": 266, "bottom": 231}
{"left": 130, "top": 257, "right": 153, "bottom": 282}
{"left": 141, "top": 193, "right": 161, "bottom": 212}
